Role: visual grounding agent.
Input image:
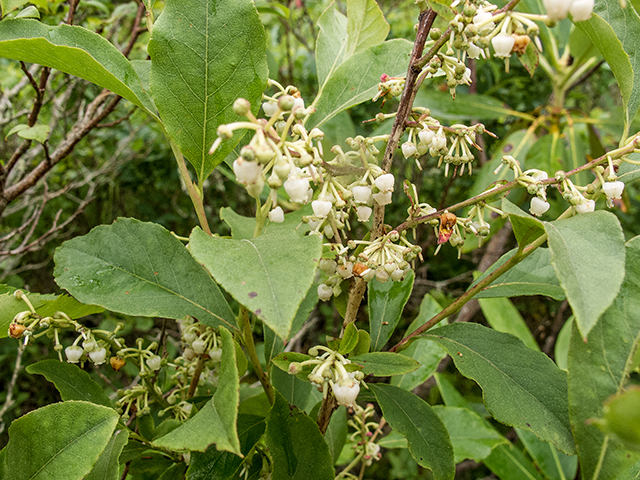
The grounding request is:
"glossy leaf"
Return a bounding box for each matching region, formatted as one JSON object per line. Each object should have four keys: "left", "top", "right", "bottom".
{"left": 370, "top": 384, "right": 455, "bottom": 480}
{"left": 515, "top": 428, "right": 578, "bottom": 480}
{"left": 154, "top": 327, "right": 241, "bottom": 455}
{"left": 478, "top": 297, "right": 539, "bottom": 351}
{"left": 568, "top": 236, "right": 640, "bottom": 479}
{"left": 85, "top": 429, "right": 129, "bottom": 480}
{"left": 432, "top": 406, "right": 506, "bottom": 463}
{"left": 368, "top": 270, "right": 414, "bottom": 351}
{"left": 54, "top": 218, "right": 236, "bottom": 331}
{"left": 344, "top": 0, "right": 389, "bottom": 58}
{"left": 339, "top": 323, "right": 359, "bottom": 355}
{"left": 0, "top": 19, "right": 155, "bottom": 115}
{"left": 265, "top": 391, "right": 334, "bottom": 480}
{"left": 349, "top": 352, "right": 419, "bottom": 376}
{"left": 26, "top": 360, "right": 112, "bottom": 407}
{"left": 190, "top": 227, "right": 322, "bottom": 339}
{"left": 545, "top": 211, "right": 626, "bottom": 339}
{"left": 149, "top": 0, "right": 268, "bottom": 181}
{"left": 3, "top": 401, "right": 119, "bottom": 480}
{"left": 423, "top": 323, "right": 575, "bottom": 455}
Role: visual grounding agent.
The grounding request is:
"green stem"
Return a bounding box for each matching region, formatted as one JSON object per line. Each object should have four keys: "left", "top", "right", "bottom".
{"left": 240, "top": 305, "right": 275, "bottom": 405}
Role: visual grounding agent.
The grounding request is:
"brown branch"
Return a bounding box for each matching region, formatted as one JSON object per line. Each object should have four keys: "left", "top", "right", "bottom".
{"left": 122, "top": 1, "right": 146, "bottom": 58}
{"left": 66, "top": 0, "right": 79, "bottom": 25}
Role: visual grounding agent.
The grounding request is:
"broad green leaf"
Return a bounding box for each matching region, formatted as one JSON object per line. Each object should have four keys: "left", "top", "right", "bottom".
{"left": 368, "top": 269, "right": 414, "bottom": 351}
{"left": 148, "top": 0, "right": 268, "bottom": 181}
{"left": 515, "top": 428, "right": 578, "bottom": 480}
{"left": 0, "top": 19, "right": 156, "bottom": 115}
{"left": 618, "top": 460, "right": 640, "bottom": 480}
{"left": 309, "top": 39, "right": 413, "bottom": 128}
{"left": 339, "top": 323, "right": 359, "bottom": 355}
{"left": 502, "top": 198, "right": 545, "bottom": 247}
{"left": 370, "top": 384, "right": 455, "bottom": 480}
{"left": 265, "top": 391, "right": 334, "bottom": 480}
{"left": 432, "top": 406, "right": 506, "bottom": 463}
{"left": 264, "top": 325, "right": 284, "bottom": 368}
{"left": 315, "top": 2, "right": 347, "bottom": 86}
{"left": 1, "top": 0, "right": 28, "bottom": 16}
{"left": 414, "top": 90, "right": 520, "bottom": 122}
{"left": 54, "top": 218, "right": 236, "bottom": 331}
{"left": 423, "top": 323, "right": 575, "bottom": 455}
{"left": 190, "top": 227, "right": 322, "bottom": 339}
{"left": 26, "top": 360, "right": 112, "bottom": 407}
{"left": 85, "top": 430, "right": 129, "bottom": 480}
{"left": 271, "top": 365, "right": 313, "bottom": 411}
{"left": 4, "top": 401, "right": 119, "bottom": 480}
{"left": 525, "top": 133, "right": 567, "bottom": 175}
{"left": 187, "top": 415, "right": 265, "bottom": 480}
{"left": 344, "top": 0, "right": 389, "bottom": 58}
{"left": 377, "top": 430, "right": 409, "bottom": 449}
{"left": 154, "top": 327, "right": 240, "bottom": 454}
{"left": 472, "top": 247, "right": 565, "bottom": 300}
{"left": 220, "top": 205, "right": 311, "bottom": 240}
{"left": 159, "top": 464, "right": 188, "bottom": 480}
{"left": 545, "top": 211, "right": 626, "bottom": 339}
{"left": 484, "top": 443, "right": 545, "bottom": 480}
{"left": 391, "top": 294, "right": 447, "bottom": 391}
{"left": 352, "top": 329, "right": 371, "bottom": 356}
{"left": 599, "top": 387, "right": 640, "bottom": 451}
{"left": 478, "top": 297, "right": 540, "bottom": 351}
{"left": 349, "top": 352, "right": 419, "bottom": 376}
{"left": 0, "top": 288, "right": 103, "bottom": 340}
{"left": 578, "top": 3, "right": 640, "bottom": 135}
{"left": 290, "top": 285, "right": 319, "bottom": 337}
{"left": 324, "top": 406, "right": 348, "bottom": 464}
{"left": 568, "top": 236, "right": 640, "bottom": 479}
{"left": 6, "top": 123, "right": 49, "bottom": 143}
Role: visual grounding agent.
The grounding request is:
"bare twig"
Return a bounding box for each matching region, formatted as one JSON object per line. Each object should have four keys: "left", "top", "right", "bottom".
{"left": 0, "top": 347, "right": 25, "bottom": 436}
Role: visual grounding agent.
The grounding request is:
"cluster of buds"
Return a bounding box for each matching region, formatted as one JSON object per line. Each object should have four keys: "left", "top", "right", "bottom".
{"left": 288, "top": 345, "right": 364, "bottom": 407}
{"left": 116, "top": 384, "right": 158, "bottom": 419}
{"left": 422, "top": 52, "right": 471, "bottom": 96}
{"left": 179, "top": 316, "right": 223, "bottom": 362}
{"left": 336, "top": 404, "right": 383, "bottom": 479}
{"left": 372, "top": 74, "right": 406, "bottom": 105}
{"left": 115, "top": 338, "right": 163, "bottom": 377}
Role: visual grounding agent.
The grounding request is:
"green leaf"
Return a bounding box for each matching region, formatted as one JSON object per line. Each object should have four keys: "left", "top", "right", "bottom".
{"left": 16, "top": 123, "right": 49, "bottom": 143}
{"left": 187, "top": 415, "right": 266, "bottom": 480}
{"left": 599, "top": 387, "right": 640, "bottom": 451}
{"left": 26, "top": 360, "right": 112, "bottom": 407}
{"left": 264, "top": 325, "right": 284, "bottom": 366}
{"left": 0, "top": 19, "right": 156, "bottom": 115}
{"left": 423, "top": 323, "right": 575, "bottom": 455}
{"left": 4, "top": 401, "right": 119, "bottom": 480}
{"left": 483, "top": 443, "right": 545, "bottom": 480}
{"left": 1, "top": 0, "right": 28, "bottom": 16}
{"left": 271, "top": 352, "right": 312, "bottom": 375}
{"left": 368, "top": 269, "right": 414, "bottom": 351}
{"left": 554, "top": 317, "right": 572, "bottom": 371}
{"left": 517, "top": 40, "right": 539, "bottom": 77}
{"left": 502, "top": 198, "right": 545, "bottom": 247}
{"left": 54, "top": 218, "right": 236, "bottom": 331}
{"left": 159, "top": 464, "right": 188, "bottom": 480}
{"left": 265, "top": 391, "right": 334, "bottom": 480}
{"left": 271, "top": 365, "right": 313, "bottom": 411}
{"left": 515, "top": 428, "right": 578, "bottom": 480}
{"left": 369, "top": 384, "right": 455, "bottom": 480}
{"left": 432, "top": 406, "right": 506, "bottom": 463}
{"left": 525, "top": 133, "right": 567, "bottom": 176}
{"left": 352, "top": 329, "right": 371, "bottom": 356}
{"left": 472, "top": 247, "right": 565, "bottom": 301}
{"left": 414, "top": 90, "right": 521, "bottom": 122}
{"left": 148, "top": 0, "right": 268, "bottom": 181}
{"left": 545, "top": 211, "right": 626, "bottom": 339}
{"left": 85, "top": 429, "right": 129, "bottom": 480}
{"left": 344, "top": 0, "right": 389, "bottom": 58}
{"left": 478, "top": 297, "right": 540, "bottom": 351}
{"left": 315, "top": 2, "right": 347, "bottom": 86}
{"left": 618, "top": 459, "right": 640, "bottom": 480}
{"left": 0, "top": 288, "right": 103, "bottom": 340}
{"left": 349, "top": 352, "right": 419, "bottom": 376}
{"left": 220, "top": 205, "right": 312, "bottom": 240}
{"left": 568, "top": 236, "right": 640, "bottom": 479}
{"left": 189, "top": 227, "right": 322, "bottom": 340}
{"left": 324, "top": 406, "right": 348, "bottom": 464}
{"left": 339, "top": 323, "right": 359, "bottom": 355}
{"left": 578, "top": 2, "right": 640, "bottom": 135}
{"left": 154, "top": 327, "right": 241, "bottom": 455}
{"left": 309, "top": 38, "right": 413, "bottom": 128}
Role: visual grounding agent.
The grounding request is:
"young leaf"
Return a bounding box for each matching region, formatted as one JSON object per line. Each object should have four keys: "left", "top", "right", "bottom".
{"left": 568, "top": 236, "right": 640, "bottom": 479}
{"left": 54, "top": 218, "right": 237, "bottom": 331}
{"left": 0, "top": 19, "right": 156, "bottom": 116}
{"left": 368, "top": 269, "right": 414, "bottom": 351}
{"left": 515, "top": 428, "right": 578, "bottom": 480}
{"left": 148, "top": 0, "right": 268, "bottom": 181}
{"left": 26, "top": 360, "right": 112, "bottom": 407}
{"left": 369, "top": 384, "right": 455, "bottom": 480}
{"left": 478, "top": 297, "right": 540, "bottom": 351}
{"left": 154, "top": 327, "right": 241, "bottom": 455}
{"left": 3, "top": 401, "right": 119, "bottom": 480}
{"left": 339, "top": 323, "right": 359, "bottom": 355}
{"left": 265, "top": 391, "right": 334, "bottom": 480}
{"left": 349, "top": 352, "right": 419, "bottom": 376}
{"left": 422, "top": 323, "right": 575, "bottom": 455}
{"left": 352, "top": 329, "right": 371, "bottom": 356}
{"left": 189, "top": 227, "right": 322, "bottom": 340}
{"left": 84, "top": 430, "right": 129, "bottom": 480}
{"left": 599, "top": 387, "right": 640, "bottom": 451}
{"left": 545, "top": 211, "right": 626, "bottom": 339}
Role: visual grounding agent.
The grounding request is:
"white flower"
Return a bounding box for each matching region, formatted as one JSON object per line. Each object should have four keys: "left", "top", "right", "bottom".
{"left": 603, "top": 181, "right": 624, "bottom": 200}
{"left": 529, "top": 170, "right": 549, "bottom": 181}
{"left": 402, "top": 142, "right": 417, "bottom": 159}
{"left": 570, "top": 0, "right": 594, "bottom": 21}
{"left": 82, "top": 338, "right": 97, "bottom": 352}
{"left": 362, "top": 268, "right": 376, "bottom": 282}
{"left": 146, "top": 355, "right": 162, "bottom": 371}
{"left": 233, "top": 158, "right": 262, "bottom": 185}
{"left": 356, "top": 206, "right": 372, "bottom": 222}
{"left": 284, "top": 176, "right": 310, "bottom": 203}
{"left": 575, "top": 199, "right": 596, "bottom": 214}
{"left": 332, "top": 378, "right": 360, "bottom": 407}
{"left": 312, "top": 199, "right": 332, "bottom": 218}
{"left": 181, "top": 402, "right": 193, "bottom": 416}
{"left": 419, "top": 128, "right": 435, "bottom": 146}
{"left": 375, "top": 267, "right": 390, "bottom": 282}
{"left": 337, "top": 262, "right": 354, "bottom": 278}
{"left": 352, "top": 185, "right": 372, "bottom": 204}
{"left": 208, "top": 347, "right": 222, "bottom": 362}
{"left": 543, "top": 0, "right": 573, "bottom": 21}
{"left": 432, "top": 129, "right": 447, "bottom": 150}
{"left": 530, "top": 197, "right": 550, "bottom": 216}
{"left": 390, "top": 268, "right": 404, "bottom": 282}
{"left": 318, "top": 284, "right": 333, "bottom": 301}
{"left": 262, "top": 102, "right": 278, "bottom": 117}
{"left": 65, "top": 345, "right": 84, "bottom": 363}
{"left": 183, "top": 332, "right": 197, "bottom": 344}
{"left": 319, "top": 258, "right": 337, "bottom": 274}
{"left": 268, "top": 206, "right": 285, "bottom": 223}
{"left": 492, "top": 34, "right": 515, "bottom": 58}
{"left": 183, "top": 347, "right": 196, "bottom": 361}
{"left": 374, "top": 173, "right": 395, "bottom": 192}
{"left": 473, "top": 10, "right": 495, "bottom": 32}
{"left": 192, "top": 339, "right": 207, "bottom": 354}
{"left": 372, "top": 191, "right": 392, "bottom": 205}
{"left": 467, "top": 43, "right": 482, "bottom": 60}
{"left": 293, "top": 97, "right": 305, "bottom": 110}
{"left": 89, "top": 347, "right": 107, "bottom": 365}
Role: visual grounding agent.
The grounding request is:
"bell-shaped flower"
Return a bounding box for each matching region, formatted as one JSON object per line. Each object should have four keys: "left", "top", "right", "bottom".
{"left": 268, "top": 206, "right": 285, "bottom": 223}
{"left": 603, "top": 181, "right": 624, "bottom": 200}
{"left": 65, "top": 345, "right": 84, "bottom": 363}
{"left": 332, "top": 378, "right": 360, "bottom": 407}
{"left": 492, "top": 34, "right": 515, "bottom": 58}
{"left": 569, "top": 0, "right": 594, "bottom": 21}
{"left": 543, "top": 0, "right": 573, "bottom": 21}
{"left": 529, "top": 197, "right": 550, "bottom": 217}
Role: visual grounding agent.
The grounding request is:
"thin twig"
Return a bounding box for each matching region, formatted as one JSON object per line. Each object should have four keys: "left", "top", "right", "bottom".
{"left": 0, "top": 347, "right": 25, "bottom": 435}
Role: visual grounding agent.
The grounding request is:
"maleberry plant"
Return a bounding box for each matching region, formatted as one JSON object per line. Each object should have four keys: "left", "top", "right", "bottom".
{"left": 1, "top": 0, "right": 640, "bottom": 479}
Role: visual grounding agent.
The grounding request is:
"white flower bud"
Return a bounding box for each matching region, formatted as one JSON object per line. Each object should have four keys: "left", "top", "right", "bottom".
{"left": 312, "top": 200, "right": 333, "bottom": 218}
{"left": 89, "top": 347, "right": 107, "bottom": 365}
{"left": 362, "top": 268, "right": 376, "bottom": 282}
{"left": 375, "top": 267, "right": 390, "bottom": 283}
{"left": 146, "top": 355, "right": 162, "bottom": 371}
{"left": 372, "top": 191, "right": 392, "bottom": 205}
{"left": 529, "top": 197, "right": 550, "bottom": 217}
{"left": 352, "top": 185, "right": 372, "bottom": 204}
{"left": 318, "top": 284, "right": 333, "bottom": 301}
{"left": 374, "top": 173, "right": 395, "bottom": 192}
{"left": 356, "top": 206, "right": 372, "bottom": 222}
{"left": 467, "top": 43, "right": 482, "bottom": 60}
{"left": 543, "top": 0, "right": 572, "bottom": 21}
{"left": 208, "top": 347, "right": 222, "bottom": 362}
{"left": 575, "top": 199, "right": 596, "bottom": 214}
{"left": 332, "top": 378, "right": 360, "bottom": 407}
{"left": 183, "top": 332, "right": 197, "bottom": 344}
{"left": 181, "top": 402, "right": 193, "bottom": 416}
{"left": 432, "top": 130, "right": 447, "bottom": 150}
{"left": 268, "top": 206, "right": 285, "bottom": 223}
{"left": 233, "top": 158, "right": 262, "bottom": 185}
{"left": 82, "top": 338, "right": 97, "bottom": 352}
{"left": 293, "top": 97, "right": 305, "bottom": 110}
{"left": 492, "top": 34, "right": 515, "bottom": 58}
{"left": 284, "top": 176, "right": 310, "bottom": 203}
{"left": 192, "top": 339, "right": 207, "bottom": 354}
{"left": 569, "top": 0, "right": 594, "bottom": 21}
{"left": 337, "top": 262, "right": 354, "bottom": 278}
{"left": 401, "top": 142, "right": 417, "bottom": 159}
{"left": 262, "top": 102, "right": 278, "bottom": 117}
{"left": 183, "top": 347, "right": 196, "bottom": 361}
{"left": 390, "top": 268, "right": 405, "bottom": 282}
{"left": 603, "top": 181, "right": 624, "bottom": 200}
{"left": 319, "top": 258, "right": 337, "bottom": 274}
{"left": 65, "top": 345, "right": 84, "bottom": 363}
{"left": 419, "top": 128, "right": 435, "bottom": 145}
{"left": 473, "top": 11, "right": 493, "bottom": 25}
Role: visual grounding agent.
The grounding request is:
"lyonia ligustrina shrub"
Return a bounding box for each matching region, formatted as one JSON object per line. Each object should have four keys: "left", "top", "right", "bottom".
{"left": 1, "top": 0, "right": 640, "bottom": 479}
